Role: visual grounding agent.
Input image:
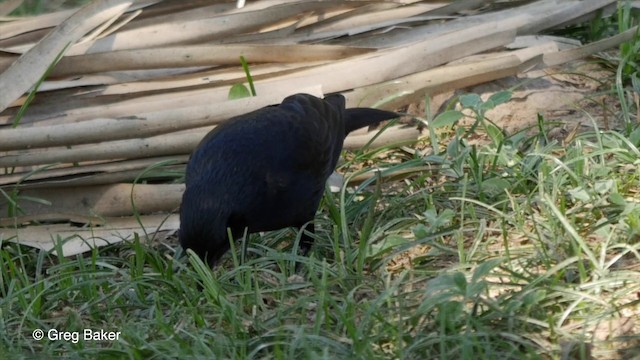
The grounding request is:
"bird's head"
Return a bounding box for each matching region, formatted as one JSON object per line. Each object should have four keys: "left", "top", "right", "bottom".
{"left": 179, "top": 185, "right": 230, "bottom": 267}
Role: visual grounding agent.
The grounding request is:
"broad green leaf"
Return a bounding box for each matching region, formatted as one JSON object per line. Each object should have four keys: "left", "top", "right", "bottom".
{"left": 459, "top": 93, "right": 482, "bottom": 109}
{"left": 488, "top": 90, "right": 512, "bottom": 106}
{"left": 228, "top": 84, "right": 251, "bottom": 100}
{"left": 481, "top": 177, "right": 510, "bottom": 197}
{"left": 568, "top": 187, "right": 591, "bottom": 202}
{"left": 367, "top": 234, "right": 411, "bottom": 257}
{"left": 609, "top": 193, "right": 626, "bottom": 206}
{"left": 485, "top": 122, "right": 504, "bottom": 144}
{"left": 431, "top": 110, "right": 463, "bottom": 129}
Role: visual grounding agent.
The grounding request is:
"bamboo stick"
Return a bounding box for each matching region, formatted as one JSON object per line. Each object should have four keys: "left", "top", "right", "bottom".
{"left": 0, "top": 0, "right": 134, "bottom": 112}
{"left": 44, "top": 44, "right": 374, "bottom": 77}
{"left": 2, "top": 214, "right": 180, "bottom": 256}
{"left": 0, "top": 124, "right": 416, "bottom": 167}
{"left": 0, "top": 155, "right": 187, "bottom": 187}
{"left": 0, "top": 183, "right": 184, "bottom": 217}
{"left": 0, "top": 86, "right": 324, "bottom": 150}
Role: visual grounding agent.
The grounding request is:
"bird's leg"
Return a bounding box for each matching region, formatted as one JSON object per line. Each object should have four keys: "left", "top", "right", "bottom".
{"left": 298, "top": 222, "right": 315, "bottom": 257}
{"left": 239, "top": 227, "right": 249, "bottom": 266}
{"left": 293, "top": 222, "right": 314, "bottom": 273}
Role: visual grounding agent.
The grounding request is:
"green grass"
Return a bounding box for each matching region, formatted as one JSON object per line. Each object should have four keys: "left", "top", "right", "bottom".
{"left": 2, "top": 97, "right": 640, "bottom": 358}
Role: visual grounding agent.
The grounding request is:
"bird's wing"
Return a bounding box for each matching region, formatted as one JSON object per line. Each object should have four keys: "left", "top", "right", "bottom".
{"left": 278, "top": 94, "right": 346, "bottom": 181}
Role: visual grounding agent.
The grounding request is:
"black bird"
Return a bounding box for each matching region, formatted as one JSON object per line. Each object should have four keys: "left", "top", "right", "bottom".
{"left": 179, "top": 93, "right": 399, "bottom": 266}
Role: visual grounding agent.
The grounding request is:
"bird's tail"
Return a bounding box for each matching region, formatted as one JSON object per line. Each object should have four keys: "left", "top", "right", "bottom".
{"left": 344, "top": 108, "right": 400, "bottom": 134}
